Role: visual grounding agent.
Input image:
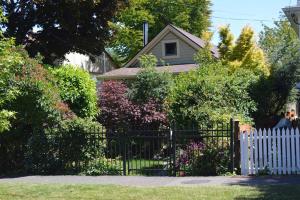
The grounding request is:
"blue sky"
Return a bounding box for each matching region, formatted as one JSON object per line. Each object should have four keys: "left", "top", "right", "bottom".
{"left": 211, "top": 0, "right": 292, "bottom": 44}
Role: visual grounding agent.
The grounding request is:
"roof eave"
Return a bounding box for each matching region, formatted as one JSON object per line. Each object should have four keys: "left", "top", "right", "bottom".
{"left": 97, "top": 75, "right": 136, "bottom": 80}
{"left": 283, "top": 6, "right": 300, "bottom": 36}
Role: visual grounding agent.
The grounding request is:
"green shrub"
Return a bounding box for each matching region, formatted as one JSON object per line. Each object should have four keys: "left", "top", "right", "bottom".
{"left": 127, "top": 54, "right": 172, "bottom": 104}
{"left": 167, "top": 62, "right": 257, "bottom": 126}
{"left": 0, "top": 38, "right": 67, "bottom": 134}
{"left": 0, "top": 36, "right": 73, "bottom": 174}
{"left": 84, "top": 158, "right": 122, "bottom": 176}
{"left": 24, "top": 118, "right": 104, "bottom": 174}
{"left": 50, "top": 65, "right": 98, "bottom": 118}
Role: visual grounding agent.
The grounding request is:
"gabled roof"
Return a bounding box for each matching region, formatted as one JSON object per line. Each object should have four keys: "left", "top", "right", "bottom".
{"left": 170, "top": 25, "right": 220, "bottom": 58}
{"left": 124, "top": 24, "right": 219, "bottom": 68}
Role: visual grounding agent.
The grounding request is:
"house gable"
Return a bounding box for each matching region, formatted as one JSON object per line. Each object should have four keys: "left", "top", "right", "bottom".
{"left": 125, "top": 24, "right": 217, "bottom": 68}
{"left": 150, "top": 32, "right": 197, "bottom": 66}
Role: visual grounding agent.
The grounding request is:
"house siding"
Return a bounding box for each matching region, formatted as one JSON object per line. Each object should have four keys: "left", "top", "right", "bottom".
{"left": 150, "top": 32, "right": 197, "bottom": 66}
{"left": 62, "top": 52, "right": 117, "bottom": 75}
{"left": 130, "top": 32, "right": 197, "bottom": 67}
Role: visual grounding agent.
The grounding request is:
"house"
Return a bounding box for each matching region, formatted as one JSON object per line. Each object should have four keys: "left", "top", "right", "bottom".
{"left": 57, "top": 51, "right": 118, "bottom": 80}
{"left": 283, "top": 0, "right": 300, "bottom": 116}
{"left": 98, "top": 24, "right": 219, "bottom": 80}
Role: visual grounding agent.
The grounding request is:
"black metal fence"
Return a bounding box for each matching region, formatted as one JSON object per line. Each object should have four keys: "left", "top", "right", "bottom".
{"left": 101, "top": 121, "right": 234, "bottom": 176}
{"left": 0, "top": 121, "right": 234, "bottom": 176}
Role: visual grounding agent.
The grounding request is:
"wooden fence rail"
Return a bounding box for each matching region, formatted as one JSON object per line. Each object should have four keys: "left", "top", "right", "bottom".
{"left": 240, "top": 128, "right": 300, "bottom": 175}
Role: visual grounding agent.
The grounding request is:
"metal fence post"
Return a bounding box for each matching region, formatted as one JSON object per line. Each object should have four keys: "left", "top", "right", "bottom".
{"left": 171, "top": 124, "right": 177, "bottom": 177}
{"left": 234, "top": 120, "right": 240, "bottom": 173}
{"left": 230, "top": 118, "right": 234, "bottom": 173}
{"left": 122, "top": 132, "right": 127, "bottom": 176}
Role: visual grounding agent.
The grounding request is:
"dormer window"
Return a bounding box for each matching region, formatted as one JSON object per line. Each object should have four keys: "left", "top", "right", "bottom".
{"left": 162, "top": 40, "right": 179, "bottom": 58}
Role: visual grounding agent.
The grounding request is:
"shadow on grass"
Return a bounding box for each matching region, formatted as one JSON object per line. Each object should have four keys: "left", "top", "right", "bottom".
{"left": 231, "top": 176, "right": 300, "bottom": 200}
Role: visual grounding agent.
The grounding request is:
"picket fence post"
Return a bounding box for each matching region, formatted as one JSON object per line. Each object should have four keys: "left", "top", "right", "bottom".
{"left": 296, "top": 128, "right": 300, "bottom": 174}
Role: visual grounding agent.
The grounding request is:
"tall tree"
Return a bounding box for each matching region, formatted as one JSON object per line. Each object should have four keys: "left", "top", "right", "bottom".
{"left": 218, "top": 25, "right": 234, "bottom": 61}
{"left": 253, "top": 19, "right": 300, "bottom": 127}
{"left": 218, "top": 25, "right": 269, "bottom": 76}
{"left": 109, "top": 0, "right": 212, "bottom": 64}
{"left": 231, "top": 26, "right": 255, "bottom": 61}
{"left": 1, "top": 0, "right": 125, "bottom": 64}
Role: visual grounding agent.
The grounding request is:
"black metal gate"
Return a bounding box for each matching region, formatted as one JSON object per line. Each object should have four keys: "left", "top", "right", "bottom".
{"left": 102, "top": 120, "right": 234, "bottom": 176}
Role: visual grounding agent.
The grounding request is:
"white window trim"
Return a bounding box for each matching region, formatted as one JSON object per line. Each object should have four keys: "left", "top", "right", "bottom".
{"left": 162, "top": 39, "right": 180, "bottom": 59}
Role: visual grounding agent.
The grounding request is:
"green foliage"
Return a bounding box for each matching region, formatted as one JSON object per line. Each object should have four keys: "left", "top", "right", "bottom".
{"left": 109, "top": 0, "right": 212, "bottom": 63}
{"left": 167, "top": 62, "right": 257, "bottom": 125}
{"left": 218, "top": 25, "right": 234, "bottom": 61}
{"left": 253, "top": 19, "right": 300, "bottom": 126}
{"left": 194, "top": 32, "right": 215, "bottom": 65}
{"left": 0, "top": 36, "right": 67, "bottom": 134}
{"left": 128, "top": 54, "right": 172, "bottom": 104}
{"left": 0, "top": 110, "right": 15, "bottom": 133}
{"left": 0, "top": 38, "right": 19, "bottom": 133}
{"left": 7, "top": 59, "right": 63, "bottom": 132}
{"left": 1, "top": 0, "right": 125, "bottom": 64}
{"left": 50, "top": 65, "right": 98, "bottom": 118}
{"left": 23, "top": 118, "right": 103, "bottom": 174}
{"left": 84, "top": 158, "right": 121, "bottom": 176}
{"left": 231, "top": 26, "right": 255, "bottom": 61}
{"left": 0, "top": 7, "right": 6, "bottom": 38}
{"left": 218, "top": 25, "right": 269, "bottom": 76}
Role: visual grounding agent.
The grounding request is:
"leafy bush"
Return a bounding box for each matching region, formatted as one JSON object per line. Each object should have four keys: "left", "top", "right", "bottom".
{"left": 0, "top": 38, "right": 69, "bottom": 135}
{"left": 50, "top": 65, "right": 98, "bottom": 118}
{"left": 99, "top": 55, "right": 170, "bottom": 129}
{"left": 0, "top": 36, "right": 76, "bottom": 174}
{"left": 99, "top": 80, "right": 167, "bottom": 130}
{"left": 128, "top": 54, "right": 172, "bottom": 104}
{"left": 167, "top": 62, "right": 257, "bottom": 126}
{"left": 99, "top": 80, "right": 135, "bottom": 129}
{"left": 0, "top": 38, "right": 19, "bottom": 133}
{"left": 83, "top": 158, "right": 122, "bottom": 176}
{"left": 23, "top": 118, "right": 104, "bottom": 175}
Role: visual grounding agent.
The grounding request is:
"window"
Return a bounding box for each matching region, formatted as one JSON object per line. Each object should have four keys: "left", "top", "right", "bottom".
{"left": 162, "top": 40, "right": 179, "bottom": 58}
{"left": 165, "top": 42, "right": 177, "bottom": 56}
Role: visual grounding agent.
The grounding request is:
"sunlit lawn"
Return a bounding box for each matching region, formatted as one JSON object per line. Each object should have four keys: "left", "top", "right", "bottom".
{"left": 0, "top": 183, "right": 300, "bottom": 200}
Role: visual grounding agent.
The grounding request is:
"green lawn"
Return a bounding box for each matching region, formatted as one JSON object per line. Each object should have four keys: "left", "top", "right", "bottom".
{"left": 0, "top": 183, "right": 300, "bottom": 200}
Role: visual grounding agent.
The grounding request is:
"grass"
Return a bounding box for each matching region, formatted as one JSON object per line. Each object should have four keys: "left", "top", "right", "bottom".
{"left": 107, "top": 159, "right": 168, "bottom": 175}
{"left": 128, "top": 159, "right": 168, "bottom": 175}
{"left": 0, "top": 183, "right": 300, "bottom": 200}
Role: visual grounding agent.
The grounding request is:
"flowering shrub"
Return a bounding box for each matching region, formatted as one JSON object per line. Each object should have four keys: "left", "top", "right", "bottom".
{"left": 176, "top": 142, "right": 205, "bottom": 169}
{"left": 176, "top": 141, "right": 230, "bottom": 176}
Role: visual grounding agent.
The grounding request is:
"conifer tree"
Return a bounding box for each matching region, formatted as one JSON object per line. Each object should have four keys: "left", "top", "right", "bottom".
{"left": 231, "top": 26, "right": 255, "bottom": 61}
{"left": 218, "top": 25, "right": 234, "bottom": 61}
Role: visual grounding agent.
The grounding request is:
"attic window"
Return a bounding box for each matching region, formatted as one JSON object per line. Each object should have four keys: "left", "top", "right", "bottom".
{"left": 162, "top": 40, "right": 179, "bottom": 58}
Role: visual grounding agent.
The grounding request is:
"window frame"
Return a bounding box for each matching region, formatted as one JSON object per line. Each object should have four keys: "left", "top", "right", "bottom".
{"left": 162, "top": 40, "right": 180, "bottom": 59}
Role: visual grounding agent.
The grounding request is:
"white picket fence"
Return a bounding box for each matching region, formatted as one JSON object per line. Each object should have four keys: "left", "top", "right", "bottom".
{"left": 240, "top": 128, "right": 300, "bottom": 175}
